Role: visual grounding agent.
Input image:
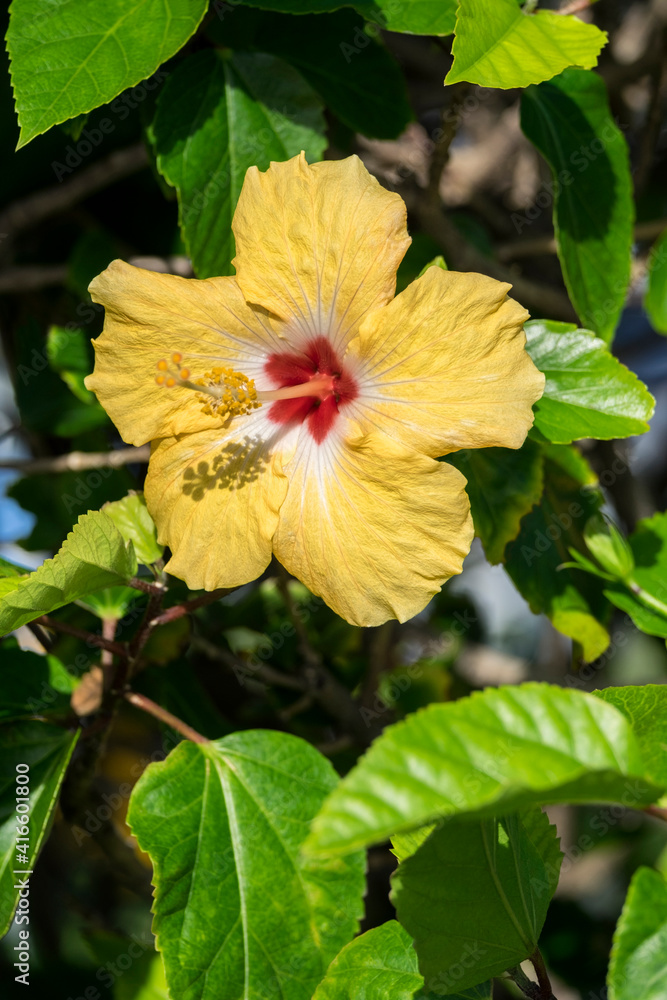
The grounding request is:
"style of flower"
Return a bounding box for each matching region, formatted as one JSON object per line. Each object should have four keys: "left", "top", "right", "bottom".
{"left": 85, "top": 153, "right": 544, "bottom": 626}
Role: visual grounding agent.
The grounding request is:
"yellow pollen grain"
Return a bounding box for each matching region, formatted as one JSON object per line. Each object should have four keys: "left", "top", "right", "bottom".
{"left": 157, "top": 359, "right": 168, "bottom": 372}
{"left": 171, "top": 352, "right": 183, "bottom": 364}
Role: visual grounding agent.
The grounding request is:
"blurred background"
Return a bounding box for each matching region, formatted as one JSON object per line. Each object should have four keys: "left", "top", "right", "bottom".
{"left": 1, "top": 1, "right": 667, "bottom": 997}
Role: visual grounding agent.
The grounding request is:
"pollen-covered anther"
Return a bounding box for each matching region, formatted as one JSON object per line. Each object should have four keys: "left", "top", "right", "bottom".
{"left": 155, "top": 358, "right": 260, "bottom": 418}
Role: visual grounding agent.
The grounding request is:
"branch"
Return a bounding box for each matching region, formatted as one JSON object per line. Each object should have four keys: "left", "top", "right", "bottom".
{"left": 0, "top": 263, "right": 68, "bottom": 293}
{"left": 124, "top": 691, "right": 209, "bottom": 743}
{"left": 645, "top": 804, "right": 667, "bottom": 823}
{"left": 0, "top": 446, "right": 150, "bottom": 475}
{"left": 0, "top": 142, "right": 149, "bottom": 241}
{"left": 557, "top": 0, "right": 594, "bottom": 14}
{"left": 36, "top": 615, "right": 127, "bottom": 658}
{"left": 428, "top": 82, "right": 471, "bottom": 203}
{"left": 402, "top": 182, "right": 577, "bottom": 321}
{"left": 497, "top": 218, "right": 667, "bottom": 262}
{"left": 149, "top": 588, "right": 231, "bottom": 627}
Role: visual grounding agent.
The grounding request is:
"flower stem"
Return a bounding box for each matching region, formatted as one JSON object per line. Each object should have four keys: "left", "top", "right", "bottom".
{"left": 630, "top": 583, "right": 667, "bottom": 619}
{"left": 645, "top": 804, "right": 667, "bottom": 823}
{"left": 36, "top": 615, "right": 127, "bottom": 658}
{"left": 124, "top": 691, "right": 209, "bottom": 744}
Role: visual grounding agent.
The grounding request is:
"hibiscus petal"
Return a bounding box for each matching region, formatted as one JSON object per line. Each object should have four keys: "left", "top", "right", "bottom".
{"left": 85, "top": 260, "right": 286, "bottom": 446}
{"left": 273, "top": 427, "right": 474, "bottom": 627}
{"left": 145, "top": 411, "right": 290, "bottom": 590}
{"left": 232, "top": 153, "right": 411, "bottom": 353}
{"left": 348, "top": 267, "right": 545, "bottom": 457}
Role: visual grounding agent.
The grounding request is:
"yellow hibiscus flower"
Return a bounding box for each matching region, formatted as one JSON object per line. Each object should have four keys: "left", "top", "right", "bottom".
{"left": 85, "top": 153, "right": 544, "bottom": 627}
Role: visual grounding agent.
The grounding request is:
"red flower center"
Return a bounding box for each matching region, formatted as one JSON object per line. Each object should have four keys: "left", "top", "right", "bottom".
{"left": 264, "top": 336, "right": 358, "bottom": 443}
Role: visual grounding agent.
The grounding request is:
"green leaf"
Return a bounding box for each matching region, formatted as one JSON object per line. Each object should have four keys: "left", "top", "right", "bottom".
{"left": 208, "top": 9, "right": 413, "bottom": 140}
{"left": 448, "top": 439, "right": 544, "bottom": 564}
{"left": 645, "top": 229, "right": 667, "bottom": 334}
{"left": 311, "top": 921, "right": 423, "bottom": 1000}
{"left": 521, "top": 69, "right": 634, "bottom": 344}
{"left": 127, "top": 730, "right": 365, "bottom": 1000}
{"left": 150, "top": 49, "right": 327, "bottom": 279}
{"left": 608, "top": 867, "right": 667, "bottom": 1000}
{"left": 0, "top": 720, "right": 79, "bottom": 935}
{"left": 305, "top": 682, "right": 662, "bottom": 856}
{"left": 595, "top": 686, "right": 667, "bottom": 792}
{"left": 311, "top": 919, "right": 490, "bottom": 1000}
{"left": 504, "top": 446, "right": 609, "bottom": 661}
{"left": 7, "top": 0, "right": 207, "bottom": 148}
{"left": 103, "top": 493, "right": 162, "bottom": 567}
{"left": 445, "top": 0, "right": 606, "bottom": 89}
{"left": 115, "top": 951, "right": 169, "bottom": 1000}
{"left": 392, "top": 809, "right": 562, "bottom": 992}
{"left": 238, "top": 0, "right": 457, "bottom": 34}
{"left": 525, "top": 320, "right": 654, "bottom": 442}
{"left": 77, "top": 585, "right": 141, "bottom": 621}
{"left": 603, "top": 512, "right": 667, "bottom": 639}
{"left": 0, "top": 511, "right": 138, "bottom": 636}
{"left": 46, "top": 325, "right": 105, "bottom": 409}
{"left": 0, "top": 644, "right": 77, "bottom": 721}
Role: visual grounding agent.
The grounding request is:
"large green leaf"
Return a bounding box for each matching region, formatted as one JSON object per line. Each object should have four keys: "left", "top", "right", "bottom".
{"left": 150, "top": 49, "right": 326, "bottom": 279}
{"left": 645, "top": 229, "right": 667, "bottom": 334}
{"left": 392, "top": 809, "right": 562, "bottom": 992}
{"left": 595, "top": 686, "right": 667, "bottom": 792}
{"left": 0, "top": 643, "right": 77, "bottom": 722}
{"left": 525, "top": 320, "right": 654, "bottom": 443}
{"left": 608, "top": 867, "right": 667, "bottom": 1000}
{"left": 238, "top": 0, "right": 457, "bottom": 34}
{"left": 521, "top": 69, "right": 633, "bottom": 344}
{"left": 445, "top": 0, "right": 606, "bottom": 89}
{"left": 603, "top": 512, "right": 667, "bottom": 639}
{"left": 209, "top": 9, "right": 412, "bottom": 140}
{"left": 0, "top": 721, "right": 79, "bottom": 935}
{"left": 127, "top": 731, "right": 365, "bottom": 1000}
{"left": 0, "top": 511, "right": 138, "bottom": 636}
{"left": 305, "top": 683, "right": 662, "bottom": 856}
{"left": 504, "top": 446, "right": 609, "bottom": 661}
{"left": 448, "top": 439, "right": 544, "bottom": 564}
{"left": 7, "top": 0, "right": 207, "bottom": 147}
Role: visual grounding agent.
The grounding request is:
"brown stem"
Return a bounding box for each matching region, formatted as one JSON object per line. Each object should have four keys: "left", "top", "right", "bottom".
{"left": 127, "top": 576, "right": 167, "bottom": 597}
{"left": 36, "top": 615, "right": 127, "bottom": 658}
{"left": 428, "top": 83, "right": 471, "bottom": 203}
{"left": 530, "top": 948, "right": 557, "bottom": 1000}
{"left": 0, "top": 263, "right": 68, "bottom": 293}
{"left": 0, "top": 446, "right": 150, "bottom": 474}
{"left": 148, "top": 588, "right": 230, "bottom": 627}
{"left": 128, "top": 588, "right": 166, "bottom": 666}
{"left": 100, "top": 617, "right": 118, "bottom": 691}
{"left": 557, "top": 0, "right": 594, "bottom": 14}
{"left": 191, "top": 636, "right": 306, "bottom": 691}
{"left": 401, "top": 181, "right": 577, "bottom": 321}
{"left": 124, "top": 691, "right": 209, "bottom": 743}
{"left": 0, "top": 143, "right": 149, "bottom": 242}
{"left": 645, "top": 804, "right": 667, "bottom": 823}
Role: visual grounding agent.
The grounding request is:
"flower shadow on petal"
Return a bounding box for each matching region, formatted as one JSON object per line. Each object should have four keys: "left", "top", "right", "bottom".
{"left": 181, "top": 436, "right": 272, "bottom": 501}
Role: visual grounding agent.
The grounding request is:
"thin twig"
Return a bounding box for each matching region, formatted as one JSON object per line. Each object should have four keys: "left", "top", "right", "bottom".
{"left": 0, "top": 446, "right": 150, "bottom": 474}
{"left": 428, "top": 83, "right": 471, "bottom": 203}
{"left": 497, "top": 218, "right": 667, "bottom": 262}
{"left": 36, "top": 615, "right": 127, "bottom": 657}
{"left": 557, "top": 0, "right": 594, "bottom": 14}
{"left": 127, "top": 576, "right": 167, "bottom": 597}
{"left": 149, "top": 588, "right": 230, "bottom": 627}
{"left": 0, "top": 143, "right": 149, "bottom": 241}
{"left": 530, "top": 948, "right": 557, "bottom": 1000}
{"left": 100, "top": 617, "right": 118, "bottom": 689}
{"left": 645, "top": 804, "right": 667, "bottom": 823}
{"left": 0, "top": 264, "right": 68, "bottom": 293}
{"left": 191, "top": 636, "right": 306, "bottom": 691}
{"left": 124, "top": 690, "right": 209, "bottom": 743}
{"left": 402, "top": 181, "right": 577, "bottom": 321}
